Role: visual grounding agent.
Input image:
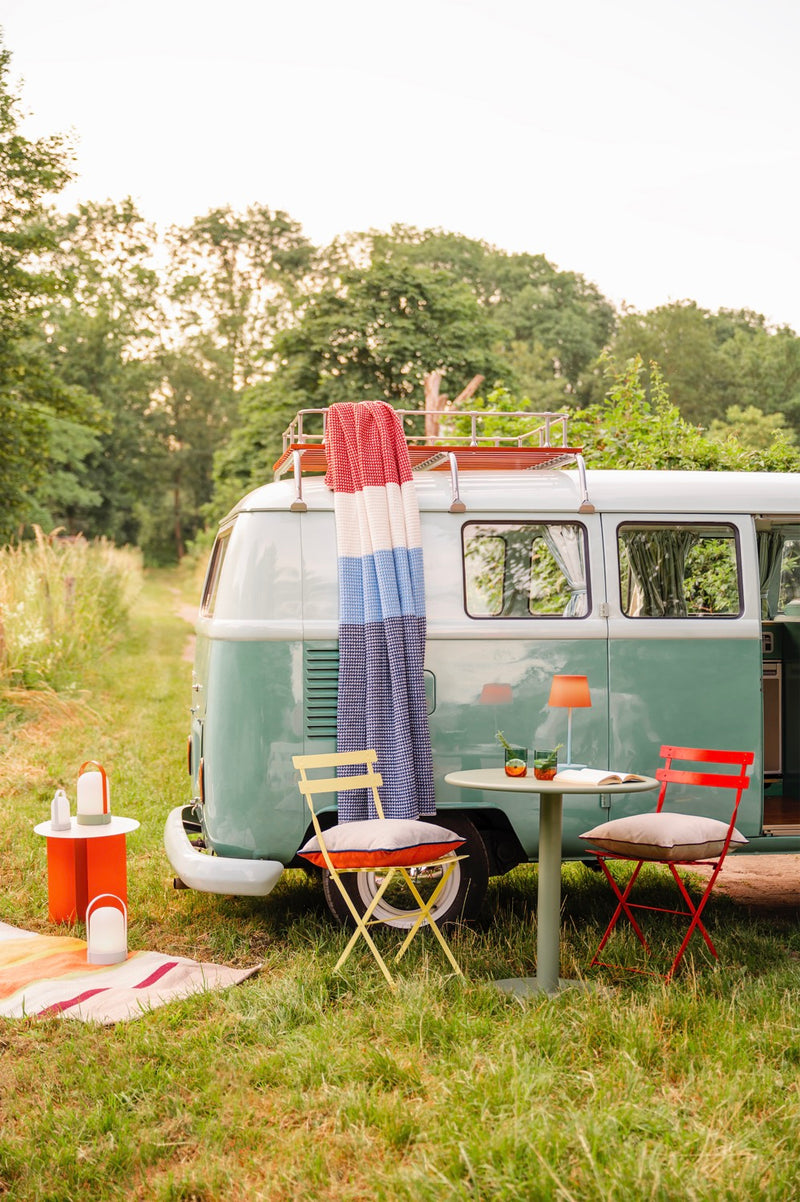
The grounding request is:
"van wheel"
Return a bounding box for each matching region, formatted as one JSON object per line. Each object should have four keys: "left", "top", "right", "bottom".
{"left": 322, "top": 814, "right": 489, "bottom": 930}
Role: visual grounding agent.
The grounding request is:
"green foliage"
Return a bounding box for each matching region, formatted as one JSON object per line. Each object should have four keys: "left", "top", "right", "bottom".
{"left": 349, "top": 226, "right": 616, "bottom": 395}
{"left": 274, "top": 254, "right": 508, "bottom": 406}
{"left": 0, "top": 38, "right": 96, "bottom": 541}
{"left": 166, "top": 203, "right": 316, "bottom": 392}
{"left": 707, "top": 403, "right": 797, "bottom": 449}
{"left": 213, "top": 250, "right": 511, "bottom": 505}
{"left": 0, "top": 525, "right": 142, "bottom": 690}
{"left": 39, "top": 199, "right": 165, "bottom": 548}
{"left": 570, "top": 353, "right": 800, "bottom": 473}
{"left": 608, "top": 301, "right": 800, "bottom": 436}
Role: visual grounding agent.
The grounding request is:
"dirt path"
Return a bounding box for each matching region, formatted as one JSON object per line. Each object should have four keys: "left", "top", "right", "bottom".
{"left": 694, "top": 854, "right": 800, "bottom": 911}
{"left": 170, "top": 586, "right": 198, "bottom": 663}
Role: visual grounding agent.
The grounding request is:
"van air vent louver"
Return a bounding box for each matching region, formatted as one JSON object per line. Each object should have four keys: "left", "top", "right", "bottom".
{"left": 304, "top": 645, "right": 339, "bottom": 739}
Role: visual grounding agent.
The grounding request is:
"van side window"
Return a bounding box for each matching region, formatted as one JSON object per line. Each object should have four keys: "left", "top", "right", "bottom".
{"left": 778, "top": 535, "right": 800, "bottom": 615}
{"left": 463, "top": 522, "right": 589, "bottom": 618}
{"left": 201, "top": 528, "right": 233, "bottom": 617}
{"left": 618, "top": 523, "right": 741, "bottom": 617}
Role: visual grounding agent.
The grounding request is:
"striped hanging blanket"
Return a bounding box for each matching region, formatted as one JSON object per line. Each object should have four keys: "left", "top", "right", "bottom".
{"left": 325, "top": 401, "right": 435, "bottom": 821}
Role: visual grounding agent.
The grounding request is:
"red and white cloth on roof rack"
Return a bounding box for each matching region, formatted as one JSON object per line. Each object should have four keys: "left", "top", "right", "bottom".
{"left": 324, "top": 401, "right": 435, "bottom": 822}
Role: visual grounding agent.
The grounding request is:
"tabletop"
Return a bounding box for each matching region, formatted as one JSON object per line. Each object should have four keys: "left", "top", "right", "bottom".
{"left": 444, "top": 768, "right": 659, "bottom": 795}
{"left": 34, "top": 816, "right": 140, "bottom": 839}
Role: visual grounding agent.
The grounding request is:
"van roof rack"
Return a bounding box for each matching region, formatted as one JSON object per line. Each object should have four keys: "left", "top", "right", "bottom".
{"left": 273, "top": 407, "right": 592, "bottom": 514}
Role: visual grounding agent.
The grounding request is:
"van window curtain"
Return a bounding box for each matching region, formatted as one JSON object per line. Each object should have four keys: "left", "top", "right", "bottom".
{"left": 542, "top": 525, "right": 587, "bottom": 616}
{"left": 325, "top": 401, "right": 435, "bottom": 821}
{"left": 622, "top": 530, "right": 694, "bottom": 617}
{"left": 758, "top": 530, "right": 784, "bottom": 619}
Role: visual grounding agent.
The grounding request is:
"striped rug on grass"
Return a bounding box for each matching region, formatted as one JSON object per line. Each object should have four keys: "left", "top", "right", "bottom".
{"left": 324, "top": 401, "right": 435, "bottom": 822}
{"left": 0, "top": 921, "right": 259, "bottom": 1025}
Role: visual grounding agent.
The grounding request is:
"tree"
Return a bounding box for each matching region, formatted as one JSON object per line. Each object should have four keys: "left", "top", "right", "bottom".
{"left": 39, "top": 199, "right": 164, "bottom": 547}
{"left": 166, "top": 204, "right": 316, "bottom": 394}
{"left": 0, "top": 38, "right": 93, "bottom": 541}
{"left": 323, "top": 226, "right": 616, "bottom": 401}
{"left": 606, "top": 301, "right": 735, "bottom": 426}
{"left": 570, "top": 354, "right": 800, "bottom": 474}
{"left": 608, "top": 301, "right": 800, "bottom": 436}
{"left": 487, "top": 251, "right": 616, "bottom": 397}
{"left": 212, "top": 252, "right": 510, "bottom": 508}
{"left": 706, "top": 404, "right": 797, "bottom": 450}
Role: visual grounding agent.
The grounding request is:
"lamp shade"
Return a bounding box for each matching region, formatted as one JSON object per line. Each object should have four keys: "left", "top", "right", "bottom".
{"left": 548, "top": 674, "right": 591, "bottom": 709}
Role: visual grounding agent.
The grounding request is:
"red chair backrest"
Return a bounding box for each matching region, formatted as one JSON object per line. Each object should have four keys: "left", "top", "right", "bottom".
{"left": 655, "top": 745, "right": 754, "bottom": 814}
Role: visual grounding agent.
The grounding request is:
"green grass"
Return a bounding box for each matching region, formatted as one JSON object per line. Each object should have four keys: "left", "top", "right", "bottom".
{"left": 0, "top": 526, "right": 142, "bottom": 692}
{"left": 2, "top": 566, "right": 800, "bottom": 1200}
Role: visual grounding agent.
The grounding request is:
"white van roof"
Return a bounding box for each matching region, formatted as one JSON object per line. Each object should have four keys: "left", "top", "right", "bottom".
{"left": 230, "top": 468, "right": 799, "bottom": 520}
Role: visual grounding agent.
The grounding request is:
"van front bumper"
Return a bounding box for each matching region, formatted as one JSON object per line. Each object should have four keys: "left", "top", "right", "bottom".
{"left": 164, "top": 806, "right": 284, "bottom": 896}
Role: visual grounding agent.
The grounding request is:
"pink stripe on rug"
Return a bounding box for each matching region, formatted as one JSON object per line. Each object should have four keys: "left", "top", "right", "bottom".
{"left": 40, "top": 987, "right": 109, "bottom": 1015}
{"left": 134, "top": 961, "right": 179, "bottom": 988}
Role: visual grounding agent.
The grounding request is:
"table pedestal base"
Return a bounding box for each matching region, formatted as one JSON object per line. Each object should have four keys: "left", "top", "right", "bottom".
{"left": 494, "top": 976, "right": 593, "bottom": 997}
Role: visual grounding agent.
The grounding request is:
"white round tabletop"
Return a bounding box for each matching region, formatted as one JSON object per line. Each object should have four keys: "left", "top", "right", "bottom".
{"left": 34, "top": 815, "right": 140, "bottom": 839}
{"left": 444, "top": 768, "right": 658, "bottom": 795}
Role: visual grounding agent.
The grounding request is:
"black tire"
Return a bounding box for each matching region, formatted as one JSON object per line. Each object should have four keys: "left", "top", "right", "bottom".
{"left": 322, "top": 813, "right": 490, "bottom": 930}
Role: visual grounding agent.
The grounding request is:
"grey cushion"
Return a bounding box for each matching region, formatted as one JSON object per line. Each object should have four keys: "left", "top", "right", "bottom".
{"left": 579, "top": 811, "right": 747, "bottom": 862}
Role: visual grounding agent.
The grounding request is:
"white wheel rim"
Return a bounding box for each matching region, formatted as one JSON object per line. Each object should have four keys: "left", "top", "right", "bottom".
{"left": 353, "top": 861, "right": 463, "bottom": 930}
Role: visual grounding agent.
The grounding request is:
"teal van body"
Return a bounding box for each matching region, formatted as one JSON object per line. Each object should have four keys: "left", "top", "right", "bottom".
{"left": 165, "top": 446, "right": 800, "bottom": 925}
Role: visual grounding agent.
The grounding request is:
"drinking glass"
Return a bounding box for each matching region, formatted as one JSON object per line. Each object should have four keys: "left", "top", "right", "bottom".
{"left": 533, "top": 749, "right": 558, "bottom": 780}
{"left": 504, "top": 747, "right": 528, "bottom": 777}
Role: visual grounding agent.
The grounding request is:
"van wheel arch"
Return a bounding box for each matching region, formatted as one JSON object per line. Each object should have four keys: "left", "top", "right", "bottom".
{"left": 321, "top": 812, "right": 490, "bottom": 930}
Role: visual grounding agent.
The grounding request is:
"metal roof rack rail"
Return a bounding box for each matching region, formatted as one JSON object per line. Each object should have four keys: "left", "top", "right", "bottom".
{"left": 274, "top": 407, "right": 593, "bottom": 514}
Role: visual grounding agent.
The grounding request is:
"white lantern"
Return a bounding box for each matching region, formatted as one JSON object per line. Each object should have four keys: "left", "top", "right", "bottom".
{"left": 86, "top": 894, "right": 127, "bottom": 964}
{"left": 76, "top": 761, "right": 111, "bottom": 826}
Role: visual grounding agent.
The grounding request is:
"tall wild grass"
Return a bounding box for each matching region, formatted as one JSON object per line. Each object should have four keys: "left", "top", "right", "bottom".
{"left": 0, "top": 526, "right": 142, "bottom": 693}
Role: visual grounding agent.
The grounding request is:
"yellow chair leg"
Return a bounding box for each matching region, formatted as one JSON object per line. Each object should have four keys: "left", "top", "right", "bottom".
{"left": 331, "top": 868, "right": 398, "bottom": 986}
{"left": 394, "top": 862, "right": 464, "bottom": 976}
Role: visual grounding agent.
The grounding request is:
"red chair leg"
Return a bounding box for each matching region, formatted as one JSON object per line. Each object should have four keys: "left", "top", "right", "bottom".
{"left": 665, "top": 866, "right": 721, "bottom": 980}
{"left": 591, "top": 857, "right": 649, "bottom": 965}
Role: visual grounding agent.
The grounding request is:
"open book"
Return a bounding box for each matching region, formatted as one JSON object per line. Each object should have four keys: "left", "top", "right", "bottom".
{"left": 553, "top": 767, "right": 647, "bottom": 786}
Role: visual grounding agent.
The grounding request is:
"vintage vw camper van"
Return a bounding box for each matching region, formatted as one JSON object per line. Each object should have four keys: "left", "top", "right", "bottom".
{"left": 164, "top": 409, "right": 800, "bottom": 927}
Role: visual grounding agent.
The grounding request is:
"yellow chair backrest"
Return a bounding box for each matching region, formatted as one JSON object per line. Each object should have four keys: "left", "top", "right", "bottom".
{"left": 293, "top": 749, "right": 386, "bottom": 823}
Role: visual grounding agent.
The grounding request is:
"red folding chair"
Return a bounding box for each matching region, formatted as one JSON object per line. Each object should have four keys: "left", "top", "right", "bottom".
{"left": 581, "top": 746, "right": 754, "bottom": 980}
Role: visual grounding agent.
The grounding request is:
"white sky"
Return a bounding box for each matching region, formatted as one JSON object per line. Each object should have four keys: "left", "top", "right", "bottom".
{"left": 4, "top": 0, "right": 800, "bottom": 331}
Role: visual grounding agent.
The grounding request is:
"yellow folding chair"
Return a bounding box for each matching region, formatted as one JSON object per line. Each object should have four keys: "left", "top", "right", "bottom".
{"left": 293, "top": 749, "right": 466, "bottom": 986}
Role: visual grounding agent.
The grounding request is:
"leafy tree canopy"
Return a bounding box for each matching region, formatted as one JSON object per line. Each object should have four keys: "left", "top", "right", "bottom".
{"left": 570, "top": 354, "right": 800, "bottom": 473}
{"left": 0, "top": 38, "right": 97, "bottom": 541}
{"left": 608, "top": 301, "right": 800, "bottom": 435}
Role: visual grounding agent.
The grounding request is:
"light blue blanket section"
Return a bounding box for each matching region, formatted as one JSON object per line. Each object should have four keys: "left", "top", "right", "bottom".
{"left": 338, "top": 548, "right": 426, "bottom": 625}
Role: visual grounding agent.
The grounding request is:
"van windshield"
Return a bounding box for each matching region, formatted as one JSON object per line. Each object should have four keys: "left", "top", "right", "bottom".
{"left": 201, "top": 528, "right": 233, "bottom": 617}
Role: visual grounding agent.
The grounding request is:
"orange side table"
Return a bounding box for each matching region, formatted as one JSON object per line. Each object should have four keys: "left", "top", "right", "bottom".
{"left": 34, "top": 816, "right": 139, "bottom": 924}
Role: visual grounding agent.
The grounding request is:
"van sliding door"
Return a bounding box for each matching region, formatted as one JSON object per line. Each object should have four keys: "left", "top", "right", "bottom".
{"left": 601, "top": 513, "right": 762, "bottom": 832}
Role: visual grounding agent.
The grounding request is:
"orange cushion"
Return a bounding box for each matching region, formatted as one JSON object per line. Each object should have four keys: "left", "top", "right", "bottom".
{"left": 298, "top": 818, "right": 464, "bottom": 869}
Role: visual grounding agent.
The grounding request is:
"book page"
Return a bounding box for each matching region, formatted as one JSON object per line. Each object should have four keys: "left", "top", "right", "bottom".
{"left": 553, "top": 767, "right": 645, "bottom": 786}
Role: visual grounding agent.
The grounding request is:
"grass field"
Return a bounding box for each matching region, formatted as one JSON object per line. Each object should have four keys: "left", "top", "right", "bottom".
{"left": 2, "top": 567, "right": 800, "bottom": 1201}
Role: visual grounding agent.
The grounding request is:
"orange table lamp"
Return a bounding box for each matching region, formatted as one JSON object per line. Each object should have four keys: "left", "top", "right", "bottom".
{"left": 548, "top": 674, "right": 591, "bottom": 767}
